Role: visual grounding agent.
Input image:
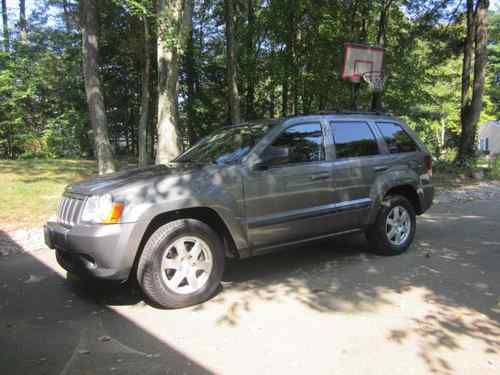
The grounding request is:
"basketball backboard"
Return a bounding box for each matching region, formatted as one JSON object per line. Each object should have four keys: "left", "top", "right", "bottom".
{"left": 342, "top": 43, "right": 384, "bottom": 82}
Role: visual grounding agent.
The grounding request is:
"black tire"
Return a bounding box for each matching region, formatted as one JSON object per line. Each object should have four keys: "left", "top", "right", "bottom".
{"left": 136, "top": 219, "right": 225, "bottom": 309}
{"left": 365, "top": 194, "right": 416, "bottom": 256}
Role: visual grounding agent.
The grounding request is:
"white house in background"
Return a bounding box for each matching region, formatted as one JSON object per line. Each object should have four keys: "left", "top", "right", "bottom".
{"left": 478, "top": 121, "right": 500, "bottom": 155}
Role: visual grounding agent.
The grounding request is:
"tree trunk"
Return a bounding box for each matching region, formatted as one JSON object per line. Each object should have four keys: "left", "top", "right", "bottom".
{"left": 19, "top": 0, "right": 27, "bottom": 43}
{"left": 468, "top": 0, "right": 489, "bottom": 153}
{"left": 290, "top": 4, "right": 298, "bottom": 115}
{"left": 457, "top": 0, "right": 475, "bottom": 164}
{"left": 185, "top": 19, "right": 198, "bottom": 146}
{"left": 80, "top": 0, "right": 115, "bottom": 174}
{"left": 224, "top": 0, "right": 241, "bottom": 124}
{"left": 245, "top": 0, "right": 256, "bottom": 120}
{"left": 351, "top": 83, "right": 361, "bottom": 110}
{"left": 456, "top": 0, "right": 489, "bottom": 164}
{"left": 282, "top": 75, "right": 289, "bottom": 116}
{"left": 138, "top": 15, "right": 151, "bottom": 167}
{"left": 1, "top": 0, "right": 9, "bottom": 51}
{"left": 156, "top": 0, "right": 193, "bottom": 164}
{"left": 371, "top": 0, "right": 392, "bottom": 111}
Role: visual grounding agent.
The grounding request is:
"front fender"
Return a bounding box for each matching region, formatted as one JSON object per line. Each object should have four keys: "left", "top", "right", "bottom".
{"left": 113, "top": 166, "right": 248, "bottom": 273}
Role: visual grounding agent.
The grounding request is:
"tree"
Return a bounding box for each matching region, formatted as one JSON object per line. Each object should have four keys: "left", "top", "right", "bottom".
{"left": 224, "top": 0, "right": 241, "bottom": 124}
{"left": 244, "top": 0, "right": 257, "bottom": 120}
{"left": 456, "top": 0, "right": 490, "bottom": 164}
{"left": 80, "top": 0, "right": 116, "bottom": 174}
{"left": 1, "top": 0, "right": 8, "bottom": 51}
{"left": 19, "top": 0, "right": 27, "bottom": 43}
{"left": 156, "top": 0, "right": 193, "bottom": 164}
{"left": 486, "top": 11, "right": 500, "bottom": 117}
{"left": 138, "top": 14, "right": 151, "bottom": 167}
{"left": 184, "top": 13, "right": 198, "bottom": 145}
{"left": 371, "top": 0, "right": 394, "bottom": 111}
{"left": 0, "top": 0, "right": 496, "bottom": 167}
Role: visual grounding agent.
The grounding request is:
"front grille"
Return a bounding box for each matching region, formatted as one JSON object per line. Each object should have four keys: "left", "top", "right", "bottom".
{"left": 56, "top": 195, "right": 85, "bottom": 227}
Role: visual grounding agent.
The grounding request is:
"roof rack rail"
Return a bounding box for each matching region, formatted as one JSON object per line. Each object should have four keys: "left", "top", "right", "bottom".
{"left": 314, "top": 110, "right": 390, "bottom": 116}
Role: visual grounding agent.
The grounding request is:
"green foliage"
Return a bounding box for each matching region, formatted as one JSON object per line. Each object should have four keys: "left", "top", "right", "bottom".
{"left": 1, "top": 1, "right": 498, "bottom": 162}
{"left": 486, "top": 11, "right": 500, "bottom": 117}
{"left": 0, "top": 3, "right": 89, "bottom": 159}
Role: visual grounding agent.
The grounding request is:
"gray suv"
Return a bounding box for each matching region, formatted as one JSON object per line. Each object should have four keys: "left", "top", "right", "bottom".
{"left": 45, "top": 112, "right": 434, "bottom": 308}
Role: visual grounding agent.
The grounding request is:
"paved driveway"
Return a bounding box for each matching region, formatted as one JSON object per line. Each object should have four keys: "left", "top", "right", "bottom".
{"left": 1, "top": 200, "right": 499, "bottom": 375}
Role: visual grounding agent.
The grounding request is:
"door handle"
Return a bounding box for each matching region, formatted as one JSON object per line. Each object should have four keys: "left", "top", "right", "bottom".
{"left": 310, "top": 173, "right": 330, "bottom": 181}
{"left": 373, "top": 166, "right": 389, "bottom": 172}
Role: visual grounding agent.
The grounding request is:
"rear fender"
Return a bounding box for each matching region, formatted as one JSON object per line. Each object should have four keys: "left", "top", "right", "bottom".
{"left": 364, "top": 169, "right": 420, "bottom": 226}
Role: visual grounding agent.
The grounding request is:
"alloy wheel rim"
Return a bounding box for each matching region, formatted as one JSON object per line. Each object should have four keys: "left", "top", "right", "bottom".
{"left": 161, "top": 236, "right": 213, "bottom": 295}
{"left": 386, "top": 205, "right": 411, "bottom": 246}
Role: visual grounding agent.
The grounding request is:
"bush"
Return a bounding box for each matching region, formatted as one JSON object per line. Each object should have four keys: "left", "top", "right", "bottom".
{"left": 19, "top": 150, "right": 54, "bottom": 160}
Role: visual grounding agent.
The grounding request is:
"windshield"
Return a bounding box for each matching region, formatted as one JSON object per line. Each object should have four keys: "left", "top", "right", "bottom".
{"left": 175, "top": 123, "right": 273, "bottom": 164}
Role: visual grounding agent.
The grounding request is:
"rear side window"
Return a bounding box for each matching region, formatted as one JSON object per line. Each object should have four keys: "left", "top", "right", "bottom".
{"left": 331, "top": 121, "right": 379, "bottom": 159}
{"left": 376, "top": 122, "right": 418, "bottom": 153}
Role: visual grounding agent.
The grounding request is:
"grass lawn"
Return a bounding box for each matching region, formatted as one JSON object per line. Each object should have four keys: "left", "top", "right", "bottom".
{"left": 0, "top": 159, "right": 98, "bottom": 231}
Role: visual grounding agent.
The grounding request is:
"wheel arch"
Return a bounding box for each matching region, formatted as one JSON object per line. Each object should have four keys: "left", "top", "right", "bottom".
{"left": 127, "top": 207, "right": 242, "bottom": 282}
{"left": 384, "top": 184, "right": 422, "bottom": 214}
{"left": 366, "top": 182, "right": 423, "bottom": 227}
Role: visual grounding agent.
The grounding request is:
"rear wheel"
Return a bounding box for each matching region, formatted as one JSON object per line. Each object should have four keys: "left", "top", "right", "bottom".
{"left": 366, "top": 195, "right": 416, "bottom": 255}
{"left": 137, "top": 219, "right": 225, "bottom": 308}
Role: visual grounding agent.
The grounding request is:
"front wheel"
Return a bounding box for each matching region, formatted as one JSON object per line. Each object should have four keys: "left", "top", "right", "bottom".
{"left": 137, "top": 219, "right": 225, "bottom": 308}
{"left": 366, "top": 195, "right": 416, "bottom": 256}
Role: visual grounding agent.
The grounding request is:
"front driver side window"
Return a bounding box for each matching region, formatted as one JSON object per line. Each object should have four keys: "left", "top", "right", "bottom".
{"left": 267, "top": 123, "right": 324, "bottom": 166}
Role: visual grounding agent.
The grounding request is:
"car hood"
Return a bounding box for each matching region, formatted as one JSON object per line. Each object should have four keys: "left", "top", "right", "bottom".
{"left": 65, "top": 163, "right": 200, "bottom": 196}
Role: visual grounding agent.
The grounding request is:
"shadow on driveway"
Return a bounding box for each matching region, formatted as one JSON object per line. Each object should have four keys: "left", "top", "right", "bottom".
{"left": 0, "top": 230, "right": 212, "bottom": 375}
{"left": 1, "top": 200, "right": 500, "bottom": 374}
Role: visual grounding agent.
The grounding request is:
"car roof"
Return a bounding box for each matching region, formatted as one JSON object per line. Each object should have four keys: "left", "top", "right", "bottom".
{"left": 280, "top": 112, "right": 401, "bottom": 126}
{"left": 223, "top": 112, "right": 403, "bottom": 130}
{"left": 223, "top": 119, "right": 281, "bottom": 129}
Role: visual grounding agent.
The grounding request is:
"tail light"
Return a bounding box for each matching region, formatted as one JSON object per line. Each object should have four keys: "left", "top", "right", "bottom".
{"left": 424, "top": 155, "right": 432, "bottom": 176}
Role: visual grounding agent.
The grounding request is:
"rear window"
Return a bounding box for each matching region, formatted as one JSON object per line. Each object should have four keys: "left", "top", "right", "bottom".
{"left": 376, "top": 122, "right": 418, "bottom": 153}
{"left": 330, "top": 121, "right": 379, "bottom": 159}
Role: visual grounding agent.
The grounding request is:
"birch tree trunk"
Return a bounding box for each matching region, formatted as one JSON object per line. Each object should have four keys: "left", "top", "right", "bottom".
{"left": 138, "top": 15, "right": 151, "bottom": 167}
{"left": 80, "top": 0, "right": 116, "bottom": 175}
{"left": 1, "top": 0, "right": 9, "bottom": 51}
{"left": 224, "top": 0, "right": 241, "bottom": 124}
{"left": 156, "top": 0, "right": 193, "bottom": 164}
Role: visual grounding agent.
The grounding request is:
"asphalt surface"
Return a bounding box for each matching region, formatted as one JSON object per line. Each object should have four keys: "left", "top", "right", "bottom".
{"left": 1, "top": 200, "right": 499, "bottom": 375}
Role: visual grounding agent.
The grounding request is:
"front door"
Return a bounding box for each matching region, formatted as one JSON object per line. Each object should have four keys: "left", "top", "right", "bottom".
{"left": 243, "top": 122, "right": 336, "bottom": 249}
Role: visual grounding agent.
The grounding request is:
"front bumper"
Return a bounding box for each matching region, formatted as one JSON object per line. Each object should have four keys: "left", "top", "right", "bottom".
{"left": 44, "top": 221, "right": 136, "bottom": 281}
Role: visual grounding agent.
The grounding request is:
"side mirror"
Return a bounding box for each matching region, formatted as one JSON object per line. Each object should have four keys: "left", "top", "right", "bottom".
{"left": 254, "top": 146, "right": 289, "bottom": 170}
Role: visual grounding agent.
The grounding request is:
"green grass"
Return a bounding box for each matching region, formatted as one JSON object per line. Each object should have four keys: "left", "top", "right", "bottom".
{"left": 0, "top": 159, "right": 140, "bottom": 231}
{"left": 0, "top": 159, "right": 98, "bottom": 231}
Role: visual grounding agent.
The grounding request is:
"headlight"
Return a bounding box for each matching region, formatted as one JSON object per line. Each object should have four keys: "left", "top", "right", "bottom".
{"left": 81, "top": 194, "right": 125, "bottom": 224}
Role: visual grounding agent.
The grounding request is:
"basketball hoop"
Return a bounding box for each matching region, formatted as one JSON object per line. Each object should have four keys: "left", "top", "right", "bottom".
{"left": 362, "top": 71, "right": 385, "bottom": 92}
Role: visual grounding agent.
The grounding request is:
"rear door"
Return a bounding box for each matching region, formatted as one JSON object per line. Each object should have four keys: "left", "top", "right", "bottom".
{"left": 329, "top": 120, "right": 388, "bottom": 230}
{"left": 244, "top": 122, "right": 337, "bottom": 249}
